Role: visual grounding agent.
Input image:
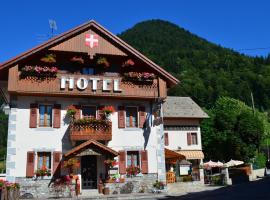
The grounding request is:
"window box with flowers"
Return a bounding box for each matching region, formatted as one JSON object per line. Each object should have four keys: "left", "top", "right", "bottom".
{"left": 20, "top": 65, "right": 58, "bottom": 80}
{"left": 123, "top": 72, "right": 156, "bottom": 84}
{"left": 35, "top": 166, "right": 51, "bottom": 179}
{"left": 126, "top": 166, "right": 141, "bottom": 178}
{"left": 96, "top": 57, "right": 110, "bottom": 69}
{"left": 122, "top": 59, "right": 135, "bottom": 68}
{"left": 100, "top": 106, "right": 115, "bottom": 120}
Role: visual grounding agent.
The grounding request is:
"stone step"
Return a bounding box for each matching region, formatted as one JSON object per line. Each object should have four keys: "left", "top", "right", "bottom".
{"left": 80, "top": 189, "right": 100, "bottom": 197}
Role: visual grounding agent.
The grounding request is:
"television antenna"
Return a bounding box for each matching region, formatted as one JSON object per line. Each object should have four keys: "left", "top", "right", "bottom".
{"left": 36, "top": 19, "right": 58, "bottom": 43}
{"left": 49, "top": 19, "right": 57, "bottom": 38}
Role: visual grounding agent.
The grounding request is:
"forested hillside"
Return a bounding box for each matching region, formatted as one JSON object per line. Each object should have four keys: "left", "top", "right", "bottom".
{"left": 119, "top": 20, "right": 270, "bottom": 111}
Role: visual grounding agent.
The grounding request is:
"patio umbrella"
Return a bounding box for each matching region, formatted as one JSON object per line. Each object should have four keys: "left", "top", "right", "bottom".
{"left": 203, "top": 160, "right": 218, "bottom": 169}
{"left": 224, "top": 159, "right": 244, "bottom": 167}
{"left": 216, "top": 161, "right": 224, "bottom": 168}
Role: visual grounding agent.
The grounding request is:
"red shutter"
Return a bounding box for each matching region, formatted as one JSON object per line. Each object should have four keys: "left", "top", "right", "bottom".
{"left": 74, "top": 105, "right": 81, "bottom": 120}
{"left": 164, "top": 132, "right": 169, "bottom": 146}
{"left": 53, "top": 104, "right": 61, "bottom": 128}
{"left": 26, "top": 151, "right": 35, "bottom": 177}
{"left": 119, "top": 151, "right": 126, "bottom": 174}
{"left": 97, "top": 105, "right": 105, "bottom": 119}
{"left": 53, "top": 151, "right": 61, "bottom": 174}
{"left": 118, "top": 106, "right": 125, "bottom": 128}
{"left": 139, "top": 106, "right": 146, "bottom": 128}
{"left": 187, "top": 132, "right": 192, "bottom": 145}
{"left": 141, "top": 150, "right": 148, "bottom": 174}
{"left": 29, "top": 103, "right": 38, "bottom": 128}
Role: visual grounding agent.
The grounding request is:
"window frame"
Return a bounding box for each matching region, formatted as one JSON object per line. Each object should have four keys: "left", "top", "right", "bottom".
{"left": 37, "top": 152, "right": 52, "bottom": 170}
{"left": 126, "top": 151, "right": 140, "bottom": 168}
{"left": 125, "top": 106, "right": 139, "bottom": 128}
{"left": 38, "top": 104, "right": 53, "bottom": 127}
{"left": 190, "top": 132, "right": 198, "bottom": 145}
{"left": 81, "top": 105, "right": 97, "bottom": 119}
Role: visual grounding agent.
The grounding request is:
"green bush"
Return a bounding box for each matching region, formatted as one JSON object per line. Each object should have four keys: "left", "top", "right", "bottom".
{"left": 182, "top": 175, "right": 192, "bottom": 182}
{"left": 253, "top": 152, "right": 266, "bottom": 169}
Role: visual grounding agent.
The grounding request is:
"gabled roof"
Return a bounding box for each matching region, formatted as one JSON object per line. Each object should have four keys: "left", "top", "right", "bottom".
{"left": 163, "top": 96, "right": 209, "bottom": 118}
{"left": 0, "top": 20, "right": 179, "bottom": 86}
{"left": 64, "top": 139, "right": 118, "bottom": 158}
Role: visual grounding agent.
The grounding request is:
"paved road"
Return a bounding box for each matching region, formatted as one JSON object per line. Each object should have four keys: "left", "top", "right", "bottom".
{"left": 163, "top": 177, "right": 270, "bottom": 200}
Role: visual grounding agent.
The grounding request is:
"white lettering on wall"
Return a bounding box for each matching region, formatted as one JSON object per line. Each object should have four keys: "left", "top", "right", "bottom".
{"left": 113, "top": 79, "right": 122, "bottom": 92}
{"left": 60, "top": 77, "right": 74, "bottom": 90}
{"left": 89, "top": 78, "right": 100, "bottom": 91}
{"left": 76, "top": 78, "right": 88, "bottom": 90}
{"left": 103, "top": 79, "right": 111, "bottom": 91}
{"left": 60, "top": 76, "right": 122, "bottom": 93}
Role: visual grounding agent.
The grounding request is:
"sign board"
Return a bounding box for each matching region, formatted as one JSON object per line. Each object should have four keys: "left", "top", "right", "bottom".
{"left": 179, "top": 166, "right": 190, "bottom": 175}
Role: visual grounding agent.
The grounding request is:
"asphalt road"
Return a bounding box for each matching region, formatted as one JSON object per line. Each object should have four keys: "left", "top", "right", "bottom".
{"left": 163, "top": 177, "right": 270, "bottom": 200}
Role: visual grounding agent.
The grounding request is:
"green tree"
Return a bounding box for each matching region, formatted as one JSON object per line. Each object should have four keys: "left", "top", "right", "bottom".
{"left": 201, "top": 97, "right": 265, "bottom": 162}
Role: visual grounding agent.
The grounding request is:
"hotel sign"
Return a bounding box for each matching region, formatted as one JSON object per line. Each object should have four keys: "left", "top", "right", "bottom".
{"left": 60, "top": 76, "right": 122, "bottom": 92}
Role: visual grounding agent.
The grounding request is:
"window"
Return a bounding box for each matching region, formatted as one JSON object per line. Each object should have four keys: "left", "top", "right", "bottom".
{"left": 191, "top": 133, "right": 198, "bottom": 145}
{"left": 82, "top": 106, "right": 96, "bottom": 119}
{"left": 81, "top": 67, "right": 94, "bottom": 75}
{"left": 127, "top": 151, "right": 140, "bottom": 167}
{"left": 37, "top": 152, "right": 51, "bottom": 169}
{"left": 126, "top": 107, "right": 138, "bottom": 128}
{"left": 39, "top": 105, "right": 52, "bottom": 127}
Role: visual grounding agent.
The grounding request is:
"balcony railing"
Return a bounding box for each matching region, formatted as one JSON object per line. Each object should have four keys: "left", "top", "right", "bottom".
{"left": 69, "top": 121, "right": 112, "bottom": 142}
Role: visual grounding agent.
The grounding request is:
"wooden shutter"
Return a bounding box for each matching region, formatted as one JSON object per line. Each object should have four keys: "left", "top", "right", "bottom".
{"left": 119, "top": 151, "right": 126, "bottom": 174}
{"left": 53, "top": 151, "right": 61, "bottom": 174}
{"left": 187, "top": 132, "right": 192, "bottom": 145}
{"left": 26, "top": 151, "right": 35, "bottom": 177}
{"left": 139, "top": 106, "right": 146, "bottom": 128}
{"left": 29, "top": 103, "right": 38, "bottom": 128}
{"left": 141, "top": 150, "right": 148, "bottom": 174}
{"left": 74, "top": 105, "right": 81, "bottom": 120}
{"left": 118, "top": 106, "right": 125, "bottom": 128}
{"left": 97, "top": 105, "right": 105, "bottom": 119}
{"left": 164, "top": 132, "right": 169, "bottom": 146}
{"left": 53, "top": 104, "right": 61, "bottom": 128}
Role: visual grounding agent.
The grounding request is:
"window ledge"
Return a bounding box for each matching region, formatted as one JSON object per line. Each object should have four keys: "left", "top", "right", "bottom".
{"left": 34, "top": 127, "right": 55, "bottom": 131}
{"left": 123, "top": 128, "right": 142, "bottom": 131}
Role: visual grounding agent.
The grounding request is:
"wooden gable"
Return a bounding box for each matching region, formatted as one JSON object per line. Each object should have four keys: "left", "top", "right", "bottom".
{"left": 50, "top": 28, "right": 127, "bottom": 58}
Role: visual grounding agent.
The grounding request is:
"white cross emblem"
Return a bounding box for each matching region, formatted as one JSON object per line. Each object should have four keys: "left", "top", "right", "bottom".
{"left": 85, "top": 34, "right": 98, "bottom": 48}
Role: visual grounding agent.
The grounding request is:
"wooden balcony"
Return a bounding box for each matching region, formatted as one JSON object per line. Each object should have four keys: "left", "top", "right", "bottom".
{"left": 8, "top": 66, "right": 167, "bottom": 99}
{"left": 69, "top": 121, "right": 112, "bottom": 142}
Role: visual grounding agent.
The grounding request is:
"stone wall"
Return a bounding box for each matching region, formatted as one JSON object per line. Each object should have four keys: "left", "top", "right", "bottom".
{"left": 105, "top": 174, "right": 157, "bottom": 194}
{"left": 16, "top": 177, "right": 75, "bottom": 199}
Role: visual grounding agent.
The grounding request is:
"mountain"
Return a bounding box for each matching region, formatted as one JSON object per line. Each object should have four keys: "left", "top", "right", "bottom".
{"left": 119, "top": 19, "right": 270, "bottom": 111}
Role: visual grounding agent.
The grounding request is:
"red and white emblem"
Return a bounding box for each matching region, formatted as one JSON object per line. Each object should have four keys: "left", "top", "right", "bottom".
{"left": 85, "top": 34, "right": 98, "bottom": 48}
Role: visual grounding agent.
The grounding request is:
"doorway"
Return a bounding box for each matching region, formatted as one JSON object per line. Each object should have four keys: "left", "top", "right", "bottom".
{"left": 81, "top": 156, "right": 97, "bottom": 189}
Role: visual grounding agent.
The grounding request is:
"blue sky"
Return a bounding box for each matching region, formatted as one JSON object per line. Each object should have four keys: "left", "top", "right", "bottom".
{"left": 1, "top": 0, "right": 270, "bottom": 63}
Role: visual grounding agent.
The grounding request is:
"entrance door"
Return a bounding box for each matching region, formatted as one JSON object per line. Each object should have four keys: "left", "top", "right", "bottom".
{"left": 81, "top": 156, "right": 97, "bottom": 189}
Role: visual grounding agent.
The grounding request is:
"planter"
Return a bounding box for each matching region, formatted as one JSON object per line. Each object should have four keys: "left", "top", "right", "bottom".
{"left": 98, "top": 183, "right": 103, "bottom": 194}
{"left": 103, "top": 187, "right": 110, "bottom": 195}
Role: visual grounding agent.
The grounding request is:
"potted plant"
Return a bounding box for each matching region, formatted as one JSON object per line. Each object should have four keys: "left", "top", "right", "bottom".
{"left": 63, "top": 158, "right": 80, "bottom": 175}
{"left": 66, "top": 105, "right": 77, "bottom": 122}
{"left": 70, "top": 56, "right": 84, "bottom": 64}
{"left": 122, "top": 59, "right": 135, "bottom": 68}
{"left": 153, "top": 180, "right": 165, "bottom": 190}
{"left": 97, "top": 57, "right": 110, "bottom": 69}
{"left": 104, "top": 159, "right": 117, "bottom": 168}
{"left": 126, "top": 166, "right": 140, "bottom": 177}
{"left": 40, "top": 54, "right": 56, "bottom": 63}
{"left": 35, "top": 166, "right": 51, "bottom": 178}
{"left": 101, "top": 106, "right": 115, "bottom": 120}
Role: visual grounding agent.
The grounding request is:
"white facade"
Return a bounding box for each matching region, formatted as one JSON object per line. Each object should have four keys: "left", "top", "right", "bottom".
{"left": 6, "top": 96, "right": 162, "bottom": 181}
{"left": 164, "top": 127, "right": 202, "bottom": 151}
